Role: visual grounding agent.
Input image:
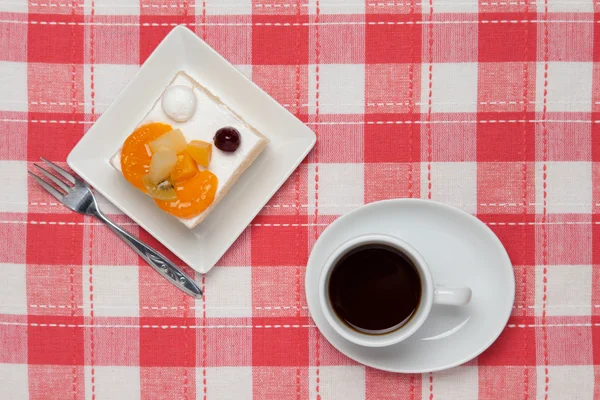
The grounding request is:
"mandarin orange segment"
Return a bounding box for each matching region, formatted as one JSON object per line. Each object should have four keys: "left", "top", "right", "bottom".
{"left": 121, "top": 122, "right": 173, "bottom": 191}
{"left": 154, "top": 170, "right": 218, "bottom": 219}
{"left": 171, "top": 152, "right": 199, "bottom": 184}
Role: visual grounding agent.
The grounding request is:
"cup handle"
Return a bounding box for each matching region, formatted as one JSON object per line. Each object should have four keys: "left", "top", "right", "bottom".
{"left": 433, "top": 285, "right": 472, "bottom": 306}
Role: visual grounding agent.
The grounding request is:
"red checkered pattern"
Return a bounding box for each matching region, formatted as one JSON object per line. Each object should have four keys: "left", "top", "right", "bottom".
{"left": 0, "top": 0, "right": 598, "bottom": 398}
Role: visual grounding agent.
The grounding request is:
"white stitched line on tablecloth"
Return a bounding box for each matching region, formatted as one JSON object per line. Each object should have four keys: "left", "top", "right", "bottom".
{"left": 15, "top": 2, "right": 600, "bottom": 7}
{"left": 309, "top": 120, "right": 594, "bottom": 125}
{"left": 513, "top": 305, "right": 600, "bottom": 309}
{"left": 4, "top": 202, "right": 600, "bottom": 207}
{"left": 280, "top": 100, "right": 593, "bottom": 107}
{"left": 0, "top": 100, "right": 590, "bottom": 107}
{"left": 311, "top": 119, "right": 595, "bottom": 125}
{"left": 0, "top": 20, "right": 597, "bottom": 26}
{"left": 9, "top": 1, "right": 600, "bottom": 7}
{"left": 507, "top": 324, "right": 599, "bottom": 328}
{"left": 368, "top": 1, "right": 599, "bottom": 4}
{"left": 13, "top": 304, "right": 594, "bottom": 310}
{"left": 0, "top": 202, "right": 62, "bottom": 206}
{"left": 0, "top": 100, "right": 110, "bottom": 106}
{"left": 6, "top": 119, "right": 600, "bottom": 125}
{"left": 265, "top": 203, "right": 600, "bottom": 207}
{"left": 3, "top": 221, "right": 600, "bottom": 226}
{"left": 363, "top": 100, "right": 592, "bottom": 106}
{"left": 2, "top": 220, "right": 330, "bottom": 227}
{"left": 4, "top": 119, "right": 89, "bottom": 124}
{"left": 0, "top": 321, "right": 316, "bottom": 329}
{"left": 0, "top": 321, "right": 594, "bottom": 329}
{"left": 26, "top": 304, "right": 308, "bottom": 310}
{"left": 9, "top": 2, "right": 312, "bottom": 7}
{"left": 486, "top": 222, "right": 598, "bottom": 226}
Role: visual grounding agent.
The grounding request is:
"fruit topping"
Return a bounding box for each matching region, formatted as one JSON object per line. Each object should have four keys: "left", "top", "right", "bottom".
{"left": 186, "top": 140, "right": 212, "bottom": 167}
{"left": 214, "top": 127, "right": 240, "bottom": 152}
{"left": 149, "top": 128, "right": 187, "bottom": 154}
{"left": 147, "top": 149, "right": 178, "bottom": 184}
{"left": 142, "top": 176, "right": 178, "bottom": 201}
{"left": 121, "top": 122, "right": 221, "bottom": 219}
{"left": 154, "top": 170, "right": 218, "bottom": 218}
{"left": 171, "top": 152, "right": 199, "bottom": 184}
{"left": 161, "top": 85, "right": 197, "bottom": 122}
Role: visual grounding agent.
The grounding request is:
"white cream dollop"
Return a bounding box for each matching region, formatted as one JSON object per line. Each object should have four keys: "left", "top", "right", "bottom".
{"left": 161, "top": 85, "right": 197, "bottom": 122}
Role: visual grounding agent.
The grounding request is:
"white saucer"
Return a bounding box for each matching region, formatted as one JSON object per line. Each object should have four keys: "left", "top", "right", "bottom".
{"left": 305, "top": 199, "right": 515, "bottom": 373}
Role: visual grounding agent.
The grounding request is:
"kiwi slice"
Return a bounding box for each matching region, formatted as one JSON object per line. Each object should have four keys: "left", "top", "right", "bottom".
{"left": 142, "top": 175, "right": 177, "bottom": 201}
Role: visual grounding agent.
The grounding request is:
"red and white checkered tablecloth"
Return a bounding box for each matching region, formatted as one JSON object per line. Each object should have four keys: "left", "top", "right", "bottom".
{"left": 0, "top": 0, "right": 598, "bottom": 398}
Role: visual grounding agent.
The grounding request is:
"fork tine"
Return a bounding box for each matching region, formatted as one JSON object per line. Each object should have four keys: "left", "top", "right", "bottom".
{"left": 34, "top": 164, "right": 71, "bottom": 193}
{"left": 28, "top": 171, "right": 64, "bottom": 202}
{"left": 40, "top": 157, "right": 79, "bottom": 185}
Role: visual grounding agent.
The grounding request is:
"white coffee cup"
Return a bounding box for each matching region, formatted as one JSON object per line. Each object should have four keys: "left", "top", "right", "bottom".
{"left": 318, "top": 234, "right": 472, "bottom": 348}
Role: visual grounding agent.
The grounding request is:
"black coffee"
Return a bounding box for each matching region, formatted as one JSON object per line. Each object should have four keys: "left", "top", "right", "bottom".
{"left": 328, "top": 244, "right": 421, "bottom": 333}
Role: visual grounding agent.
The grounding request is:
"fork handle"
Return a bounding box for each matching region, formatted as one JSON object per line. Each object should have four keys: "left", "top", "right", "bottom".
{"left": 94, "top": 211, "right": 203, "bottom": 299}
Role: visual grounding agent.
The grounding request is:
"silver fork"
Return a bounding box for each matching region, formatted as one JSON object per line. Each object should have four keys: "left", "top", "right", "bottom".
{"left": 29, "top": 157, "right": 203, "bottom": 299}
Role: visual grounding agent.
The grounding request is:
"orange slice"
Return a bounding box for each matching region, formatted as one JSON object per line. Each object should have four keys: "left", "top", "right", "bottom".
{"left": 121, "top": 122, "right": 173, "bottom": 192}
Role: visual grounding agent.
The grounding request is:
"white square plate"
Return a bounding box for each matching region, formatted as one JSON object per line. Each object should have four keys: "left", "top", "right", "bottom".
{"left": 67, "top": 26, "right": 316, "bottom": 273}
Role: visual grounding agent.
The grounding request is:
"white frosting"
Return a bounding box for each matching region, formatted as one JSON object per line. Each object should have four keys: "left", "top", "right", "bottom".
{"left": 161, "top": 85, "right": 197, "bottom": 122}
{"left": 111, "top": 72, "right": 266, "bottom": 228}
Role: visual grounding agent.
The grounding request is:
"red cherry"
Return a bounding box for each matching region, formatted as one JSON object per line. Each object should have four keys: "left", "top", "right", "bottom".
{"left": 214, "top": 127, "right": 241, "bottom": 153}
